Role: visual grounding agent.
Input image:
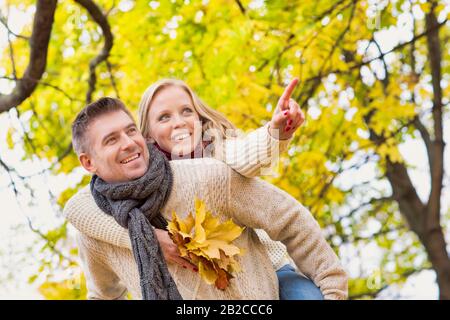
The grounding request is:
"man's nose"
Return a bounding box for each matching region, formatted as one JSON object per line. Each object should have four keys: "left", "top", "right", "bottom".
{"left": 120, "top": 132, "right": 136, "bottom": 150}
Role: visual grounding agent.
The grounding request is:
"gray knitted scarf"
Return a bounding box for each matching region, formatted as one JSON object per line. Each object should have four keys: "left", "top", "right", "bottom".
{"left": 90, "top": 143, "right": 183, "bottom": 300}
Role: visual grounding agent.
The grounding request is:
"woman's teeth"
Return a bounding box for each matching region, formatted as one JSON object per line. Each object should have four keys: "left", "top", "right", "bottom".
{"left": 173, "top": 133, "right": 190, "bottom": 141}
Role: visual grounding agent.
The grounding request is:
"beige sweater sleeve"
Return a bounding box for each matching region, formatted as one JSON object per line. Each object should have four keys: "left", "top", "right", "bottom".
{"left": 76, "top": 232, "right": 128, "bottom": 300}
{"left": 215, "top": 124, "right": 292, "bottom": 178}
{"left": 63, "top": 187, "right": 132, "bottom": 249}
{"left": 226, "top": 171, "right": 348, "bottom": 300}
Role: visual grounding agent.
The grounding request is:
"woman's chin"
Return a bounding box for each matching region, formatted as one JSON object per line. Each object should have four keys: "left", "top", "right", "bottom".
{"left": 172, "top": 142, "right": 196, "bottom": 157}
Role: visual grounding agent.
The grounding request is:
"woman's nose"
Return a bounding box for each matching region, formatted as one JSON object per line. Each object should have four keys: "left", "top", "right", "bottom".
{"left": 172, "top": 114, "right": 187, "bottom": 128}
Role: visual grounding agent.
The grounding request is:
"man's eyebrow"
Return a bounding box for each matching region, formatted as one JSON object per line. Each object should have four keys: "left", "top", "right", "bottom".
{"left": 125, "top": 123, "right": 137, "bottom": 130}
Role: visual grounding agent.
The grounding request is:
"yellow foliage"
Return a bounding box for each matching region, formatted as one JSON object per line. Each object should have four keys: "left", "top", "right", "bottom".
{"left": 167, "top": 198, "right": 244, "bottom": 290}
{"left": 376, "top": 140, "right": 404, "bottom": 164}
{"left": 38, "top": 273, "right": 87, "bottom": 300}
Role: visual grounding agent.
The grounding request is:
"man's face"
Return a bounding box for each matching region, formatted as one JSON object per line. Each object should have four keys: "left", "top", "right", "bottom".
{"left": 79, "top": 110, "right": 150, "bottom": 183}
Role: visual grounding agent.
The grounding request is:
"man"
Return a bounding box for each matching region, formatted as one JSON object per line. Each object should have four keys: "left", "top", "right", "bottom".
{"left": 64, "top": 97, "right": 348, "bottom": 300}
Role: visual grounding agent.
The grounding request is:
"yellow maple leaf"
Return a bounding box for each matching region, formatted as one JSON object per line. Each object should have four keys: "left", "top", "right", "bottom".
{"left": 167, "top": 198, "right": 245, "bottom": 290}
{"left": 193, "top": 199, "right": 207, "bottom": 243}
{"left": 198, "top": 259, "right": 218, "bottom": 285}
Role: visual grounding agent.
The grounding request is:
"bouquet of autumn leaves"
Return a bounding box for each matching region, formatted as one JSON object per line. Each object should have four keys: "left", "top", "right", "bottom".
{"left": 167, "top": 198, "right": 245, "bottom": 290}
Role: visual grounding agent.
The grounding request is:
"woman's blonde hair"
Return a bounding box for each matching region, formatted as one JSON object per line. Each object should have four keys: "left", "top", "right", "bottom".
{"left": 138, "top": 79, "right": 237, "bottom": 147}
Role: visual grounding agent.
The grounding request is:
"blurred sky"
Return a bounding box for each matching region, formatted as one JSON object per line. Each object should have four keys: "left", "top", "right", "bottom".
{"left": 0, "top": 0, "right": 449, "bottom": 299}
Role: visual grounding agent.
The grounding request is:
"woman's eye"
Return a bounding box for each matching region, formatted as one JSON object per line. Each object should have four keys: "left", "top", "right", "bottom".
{"left": 183, "top": 107, "right": 193, "bottom": 114}
{"left": 159, "top": 114, "right": 170, "bottom": 121}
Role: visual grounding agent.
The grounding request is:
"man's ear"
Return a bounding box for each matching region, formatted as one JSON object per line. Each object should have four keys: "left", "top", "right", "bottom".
{"left": 79, "top": 153, "right": 97, "bottom": 174}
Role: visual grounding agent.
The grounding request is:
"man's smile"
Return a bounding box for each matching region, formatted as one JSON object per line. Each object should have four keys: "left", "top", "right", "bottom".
{"left": 120, "top": 153, "right": 140, "bottom": 164}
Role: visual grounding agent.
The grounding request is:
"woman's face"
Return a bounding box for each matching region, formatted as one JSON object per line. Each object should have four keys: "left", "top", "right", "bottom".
{"left": 146, "top": 86, "right": 203, "bottom": 156}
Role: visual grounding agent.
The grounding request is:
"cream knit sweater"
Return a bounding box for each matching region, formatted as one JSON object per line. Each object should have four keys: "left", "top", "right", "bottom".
{"left": 67, "top": 125, "right": 294, "bottom": 271}
{"left": 66, "top": 158, "right": 348, "bottom": 300}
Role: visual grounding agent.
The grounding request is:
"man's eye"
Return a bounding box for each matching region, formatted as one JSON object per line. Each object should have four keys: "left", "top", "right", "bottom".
{"left": 127, "top": 127, "right": 137, "bottom": 135}
{"left": 106, "top": 137, "right": 116, "bottom": 145}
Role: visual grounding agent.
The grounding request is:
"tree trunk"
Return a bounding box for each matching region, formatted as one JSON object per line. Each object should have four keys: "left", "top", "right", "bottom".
{"left": 364, "top": 0, "right": 449, "bottom": 298}
{"left": 422, "top": 0, "right": 449, "bottom": 300}
{"left": 421, "top": 226, "right": 450, "bottom": 299}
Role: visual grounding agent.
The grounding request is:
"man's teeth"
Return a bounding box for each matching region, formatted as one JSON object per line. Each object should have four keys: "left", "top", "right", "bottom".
{"left": 173, "top": 133, "right": 190, "bottom": 141}
{"left": 121, "top": 154, "right": 139, "bottom": 164}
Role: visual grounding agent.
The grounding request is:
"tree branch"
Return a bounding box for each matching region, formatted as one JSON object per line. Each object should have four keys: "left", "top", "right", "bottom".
{"left": 371, "top": 37, "right": 389, "bottom": 88}
{"left": 106, "top": 59, "right": 120, "bottom": 99}
{"left": 333, "top": 225, "right": 407, "bottom": 245}
{"left": 408, "top": 7, "right": 433, "bottom": 174}
{"left": 234, "top": 0, "right": 246, "bottom": 15}
{"left": 335, "top": 196, "right": 393, "bottom": 225}
{"left": 0, "top": 12, "right": 30, "bottom": 40}
{"left": 0, "top": 0, "right": 57, "bottom": 114}
{"left": 312, "top": 0, "right": 354, "bottom": 22}
{"left": 7, "top": 29, "right": 18, "bottom": 79}
{"left": 413, "top": 116, "right": 433, "bottom": 170}
{"left": 299, "top": 17, "right": 448, "bottom": 88}
{"left": 297, "top": 0, "right": 357, "bottom": 110}
{"left": 422, "top": 1, "right": 450, "bottom": 299}
{"left": 74, "top": 0, "right": 114, "bottom": 104}
{"left": 424, "top": 1, "right": 444, "bottom": 229}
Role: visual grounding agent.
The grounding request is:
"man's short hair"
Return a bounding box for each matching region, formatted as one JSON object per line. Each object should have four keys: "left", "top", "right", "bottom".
{"left": 71, "top": 97, "right": 135, "bottom": 155}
